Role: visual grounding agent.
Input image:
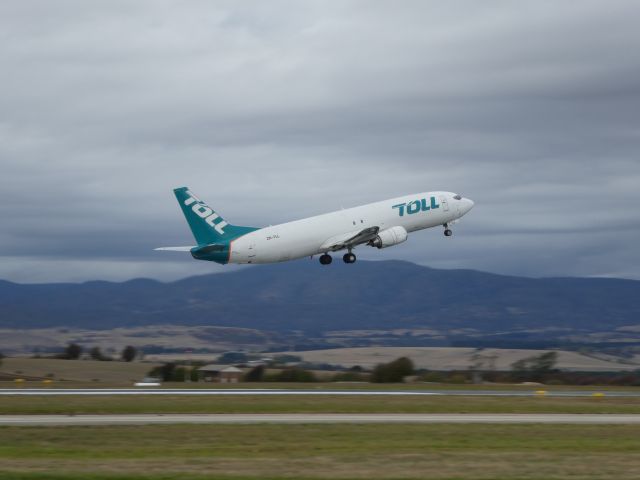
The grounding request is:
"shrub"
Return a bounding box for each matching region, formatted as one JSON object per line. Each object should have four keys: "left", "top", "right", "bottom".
{"left": 121, "top": 346, "right": 137, "bottom": 362}
{"left": 244, "top": 365, "right": 265, "bottom": 382}
{"left": 89, "top": 347, "right": 111, "bottom": 361}
{"left": 511, "top": 351, "right": 559, "bottom": 382}
{"left": 371, "top": 357, "right": 415, "bottom": 383}
{"left": 148, "top": 363, "right": 185, "bottom": 382}
{"left": 57, "top": 343, "right": 82, "bottom": 360}
{"left": 273, "top": 367, "right": 316, "bottom": 382}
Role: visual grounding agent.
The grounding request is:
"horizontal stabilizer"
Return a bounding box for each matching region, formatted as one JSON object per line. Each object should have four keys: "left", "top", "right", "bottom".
{"left": 154, "top": 246, "right": 195, "bottom": 252}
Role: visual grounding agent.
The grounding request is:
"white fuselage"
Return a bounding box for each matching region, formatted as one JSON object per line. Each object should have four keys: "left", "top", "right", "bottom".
{"left": 229, "top": 191, "right": 473, "bottom": 264}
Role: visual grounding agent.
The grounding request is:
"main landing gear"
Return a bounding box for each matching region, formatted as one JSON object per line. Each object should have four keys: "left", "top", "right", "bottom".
{"left": 443, "top": 223, "right": 453, "bottom": 237}
{"left": 319, "top": 251, "right": 357, "bottom": 265}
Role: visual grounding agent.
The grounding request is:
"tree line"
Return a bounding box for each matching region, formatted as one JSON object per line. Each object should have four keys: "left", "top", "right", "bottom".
{"left": 50, "top": 343, "right": 138, "bottom": 362}
{"left": 147, "top": 357, "right": 417, "bottom": 383}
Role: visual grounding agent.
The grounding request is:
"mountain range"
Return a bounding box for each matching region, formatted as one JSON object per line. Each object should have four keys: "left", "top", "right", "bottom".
{"left": 1, "top": 260, "right": 639, "bottom": 351}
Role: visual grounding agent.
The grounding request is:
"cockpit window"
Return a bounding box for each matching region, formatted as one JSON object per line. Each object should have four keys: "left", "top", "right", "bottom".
{"left": 453, "top": 194, "right": 462, "bottom": 200}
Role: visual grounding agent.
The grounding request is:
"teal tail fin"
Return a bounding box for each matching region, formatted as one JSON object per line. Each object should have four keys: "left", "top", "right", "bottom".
{"left": 173, "top": 187, "right": 257, "bottom": 245}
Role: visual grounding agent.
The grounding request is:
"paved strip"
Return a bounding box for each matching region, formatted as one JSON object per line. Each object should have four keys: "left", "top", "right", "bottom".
{"left": 2, "top": 414, "right": 640, "bottom": 426}
{"left": 1, "top": 388, "right": 639, "bottom": 397}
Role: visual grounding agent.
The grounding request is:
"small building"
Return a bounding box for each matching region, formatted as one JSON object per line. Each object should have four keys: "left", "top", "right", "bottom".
{"left": 198, "top": 364, "right": 243, "bottom": 383}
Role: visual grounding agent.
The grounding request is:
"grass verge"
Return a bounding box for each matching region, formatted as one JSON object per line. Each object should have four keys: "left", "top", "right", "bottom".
{"left": 1, "top": 424, "right": 640, "bottom": 479}
{"left": 2, "top": 394, "right": 640, "bottom": 415}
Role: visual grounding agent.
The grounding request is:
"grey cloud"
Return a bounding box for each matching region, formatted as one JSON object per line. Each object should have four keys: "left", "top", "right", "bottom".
{"left": 1, "top": 1, "right": 639, "bottom": 282}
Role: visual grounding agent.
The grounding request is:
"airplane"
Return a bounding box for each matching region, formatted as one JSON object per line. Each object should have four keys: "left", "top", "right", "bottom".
{"left": 156, "top": 187, "right": 474, "bottom": 265}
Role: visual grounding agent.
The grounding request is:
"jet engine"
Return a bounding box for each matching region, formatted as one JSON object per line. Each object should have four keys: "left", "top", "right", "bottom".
{"left": 369, "top": 226, "right": 408, "bottom": 249}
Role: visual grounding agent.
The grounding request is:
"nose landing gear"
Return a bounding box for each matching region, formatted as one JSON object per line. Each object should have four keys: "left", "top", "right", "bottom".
{"left": 443, "top": 223, "right": 453, "bottom": 237}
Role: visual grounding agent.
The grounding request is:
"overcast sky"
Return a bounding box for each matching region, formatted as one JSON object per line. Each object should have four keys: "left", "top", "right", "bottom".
{"left": 1, "top": 1, "right": 639, "bottom": 283}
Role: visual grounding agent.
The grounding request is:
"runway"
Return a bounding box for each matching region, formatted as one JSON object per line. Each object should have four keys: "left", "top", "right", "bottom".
{"left": 1, "top": 388, "right": 639, "bottom": 397}
{"left": 2, "top": 413, "right": 640, "bottom": 426}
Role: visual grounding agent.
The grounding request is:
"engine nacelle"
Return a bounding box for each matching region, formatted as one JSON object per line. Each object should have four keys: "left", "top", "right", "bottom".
{"left": 369, "top": 226, "right": 408, "bottom": 249}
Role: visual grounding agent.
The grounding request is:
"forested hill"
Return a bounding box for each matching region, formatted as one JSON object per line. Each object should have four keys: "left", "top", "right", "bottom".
{"left": 1, "top": 261, "right": 639, "bottom": 337}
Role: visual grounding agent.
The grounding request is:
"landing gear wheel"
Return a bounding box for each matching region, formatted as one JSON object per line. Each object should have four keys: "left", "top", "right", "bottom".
{"left": 319, "top": 254, "right": 333, "bottom": 265}
{"left": 444, "top": 229, "right": 453, "bottom": 237}
{"left": 343, "top": 253, "right": 357, "bottom": 264}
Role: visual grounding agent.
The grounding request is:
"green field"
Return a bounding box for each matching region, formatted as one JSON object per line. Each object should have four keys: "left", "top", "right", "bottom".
{"left": 1, "top": 423, "right": 640, "bottom": 479}
{"left": 2, "top": 393, "right": 640, "bottom": 415}
{"left": 3, "top": 387, "right": 640, "bottom": 479}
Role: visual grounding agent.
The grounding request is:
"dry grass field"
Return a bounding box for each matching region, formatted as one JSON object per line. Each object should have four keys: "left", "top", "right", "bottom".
{"left": 0, "top": 358, "right": 159, "bottom": 383}
{"left": 277, "top": 346, "right": 640, "bottom": 371}
{"left": 0, "top": 325, "right": 272, "bottom": 356}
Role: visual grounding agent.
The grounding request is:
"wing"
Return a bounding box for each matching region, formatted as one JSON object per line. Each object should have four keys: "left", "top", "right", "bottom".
{"left": 320, "top": 226, "right": 380, "bottom": 252}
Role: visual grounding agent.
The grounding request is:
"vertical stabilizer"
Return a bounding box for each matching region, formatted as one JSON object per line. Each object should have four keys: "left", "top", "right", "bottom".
{"left": 173, "top": 187, "right": 257, "bottom": 245}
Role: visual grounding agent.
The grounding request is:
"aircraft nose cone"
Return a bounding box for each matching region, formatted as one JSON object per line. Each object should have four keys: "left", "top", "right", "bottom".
{"left": 462, "top": 198, "right": 474, "bottom": 214}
